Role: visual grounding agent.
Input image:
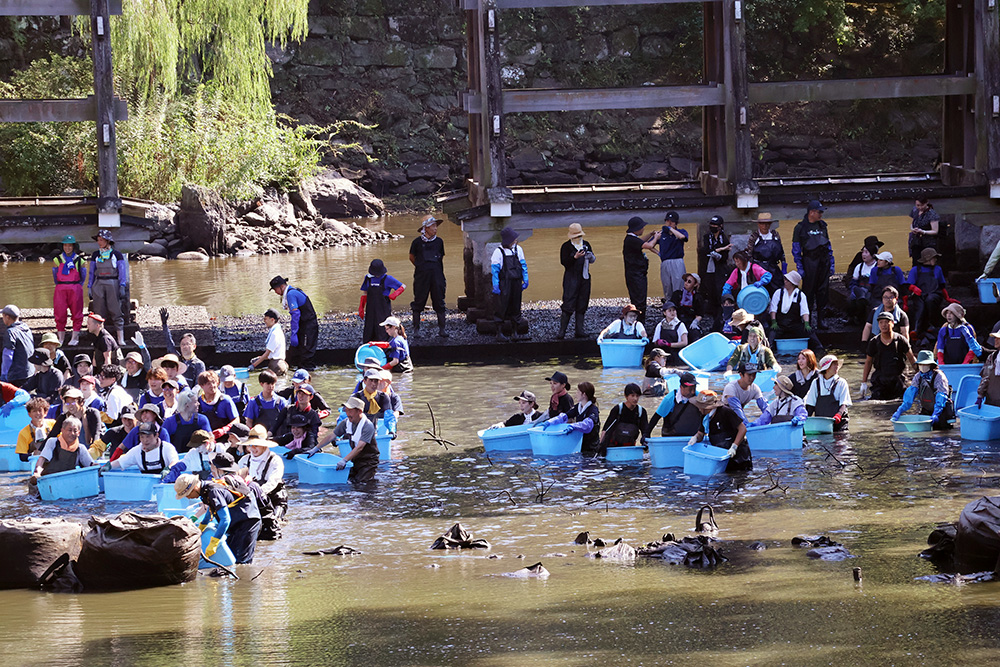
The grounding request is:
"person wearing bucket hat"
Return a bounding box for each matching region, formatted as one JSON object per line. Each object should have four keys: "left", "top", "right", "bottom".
{"left": 805, "top": 355, "right": 851, "bottom": 431}
{"left": 792, "top": 200, "right": 834, "bottom": 329}
{"left": 726, "top": 324, "right": 779, "bottom": 374}
{"left": 647, "top": 371, "right": 702, "bottom": 437}
{"left": 866, "top": 251, "right": 906, "bottom": 314}
{"left": 861, "top": 311, "right": 915, "bottom": 400}
{"left": 747, "top": 212, "right": 786, "bottom": 294}
{"left": 623, "top": 216, "right": 661, "bottom": 324}
{"left": 908, "top": 194, "right": 940, "bottom": 264}
{"left": 703, "top": 215, "right": 732, "bottom": 321}
{"left": 274, "top": 411, "right": 312, "bottom": 457}
{"left": 721, "top": 250, "right": 772, "bottom": 311}
{"left": 767, "top": 270, "right": 825, "bottom": 357}
{"left": 722, "top": 362, "right": 768, "bottom": 425}
{"left": 597, "top": 304, "right": 648, "bottom": 343}
{"left": 19, "top": 349, "right": 62, "bottom": 402}
{"left": 689, "top": 389, "right": 752, "bottom": 472}
{"left": 934, "top": 302, "right": 982, "bottom": 366}
{"left": 52, "top": 234, "right": 87, "bottom": 346}
{"left": 38, "top": 332, "right": 71, "bottom": 378}
{"left": 110, "top": 419, "right": 179, "bottom": 473}
{"left": 1, "top": 304, "right": 33, "bottom": 385}
{"left": 177, "top": 457, "right": 263, "bottom": 564}
{"left": 409, "top": 215, "right": 448, "bottom": 338}
{"left": 312, "top": 395, "right": 380, "bottom": 484}
{"left": 87, "top": 229, "right": 128, "bottom": 346}
{"left": 892, "top": 349, "right": 954, "bottom": 429}
{"left": 151, "top": 352, "right": 189, "bottom": 389}
{"left": 558, "top": 223, "right": 596, "bottom": 339}
{"left": 657, "top": 210, "right": 688, "bottom": 301}
{"left": 726, "top": 308, "right": 756, "bottom": 341}
{"left": 750, "top": 375, "right": 808, "bottom": 427}
{"left": 358, "top": 259, "right": 406, "bottom": 344}
{"left": 268, "top": 275, "right": 319, "bottom": 368}
{"left": 491, "top": 227, "right": 529, "bottom": 341}
{"left": 906, "top": 247, "right": 948, "bottom": 347}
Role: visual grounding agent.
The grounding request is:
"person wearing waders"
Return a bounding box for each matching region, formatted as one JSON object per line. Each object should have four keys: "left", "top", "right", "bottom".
{"left": 892, "top": 350, "right": 954, "bottom": 429}
{"left": 792, "top": 200, "right": 834, "bottom": 329}
{"left": 702, "top": 216, "right": 731, "bottom": 326}
{"left": 52, "top": 235, "right": 86, "bottom": 347}
{"left": 243, "top": 369, "right": 288, "bottom": 436}
{"left": 906, "top": 248, "right": 948, "bottom": 347}
{"left": 558, "top": 223, "right": 596, "bottom": 339}
{"left": 359, "top": 259, "right": 405, "bottom": 344}
{"left": 934, "top": 303, "right": 982, "bottom": 365}
{"left": 29, "top": 416, "right": 95, "bottom": 493}
{"left": 237, "top": 430, "right": 286, "bottom": 541}
{"left": 109, "top": 421, "right": 179, "bottom": 473}
{"left": 647, "top": 371, "right": 702, "bottom": 438}
{"left": 657, "top": 210, "right": 688, "bottom": 299}
{"left": 866, "top": 251, "right": 907, "bottom": 314}
{"left": 689, "top": 390, "right": 752, "bottom": 473}
{"left": 540, "top": 381, "right": 600, "bottom": 456}
{"left": 409, "top": 216, "right": 448, "bottom": 338}
{"left": 312, "top": 396, "right": 379, "bottom": 485}
{"left": 767, "top": 270, "right": 825, "bottom": 357}
{"left": 351, "top": 368, "right": 398, "bottom": 439}
{"left": 598, "top": 383, "right": 649, "bottom": 455}
{"left": 977, "top": 332, "right": 1000, "bottom": 407}
{"left": 622, "top": 216, "right": 660, "bottom": 324}
{"left": 175, "top": 469, "right": 262, "bottom": 564}
{"left": 805, "top": 355, "right": 852, "bottom": 431}
{"left": 860, "top": 312, "right": 915, "bottom": 400}
{"left": 747, "top": 212, "right": 786, "bottom": 295}
{"left": 87, "top": 229, "right": 128, "bottom": 346}
{"left": 750, "top": 375, "right": 808, "bottom": 426}
{"left": 491, "top": 227, "right": 529, "bottom": 341}
{"left": 269, "top": 275, "right": 318, "bottom": 369}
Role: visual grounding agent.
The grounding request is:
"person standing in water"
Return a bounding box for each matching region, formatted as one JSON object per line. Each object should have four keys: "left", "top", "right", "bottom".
{"left": 792, "top": 200, "right": 834, "bottom": 329}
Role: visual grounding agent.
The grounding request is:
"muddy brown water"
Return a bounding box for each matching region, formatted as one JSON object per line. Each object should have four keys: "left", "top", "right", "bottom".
{"left": 1, "top": 353, "right": 999, "bottom": 665}
{"left": 0, "top": 215, "right": 912, "bottom": 316}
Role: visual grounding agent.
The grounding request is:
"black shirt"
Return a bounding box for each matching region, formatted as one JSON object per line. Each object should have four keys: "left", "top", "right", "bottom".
{"left": 410, "top": 235, "right": 445, "bottom": 270}
{"left": 277, "top": 387, "right": 330, "bottom": 413}
{"left": 866, "top": 333, "right": 911, "bottom": 379}
{"left": 504, "top": 410, "right": 542, "bottom": 427}
{"left": 93, "top": 327, "right": 119, "bottom": 374}
{"left": 623, "top": 234, "right": 648, "bottom": 273}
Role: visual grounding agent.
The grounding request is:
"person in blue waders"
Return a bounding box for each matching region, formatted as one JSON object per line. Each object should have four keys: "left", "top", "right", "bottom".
{"left": 174, "top": 465, "right": 262, "bottom": 565}
{"left": 491, "top": 227, "right": 529, "bottom": 341}
{"left": 359, "top": 259, "right": 405, "bottom": 344}
{"left": 269, "top": 275, "right": 318, "bottom": 369}
{"left": 892, "top": 350, "right": 955, "bottom": 430}
{"left": 792, "top": 200, "right": 835, "bottom": 329}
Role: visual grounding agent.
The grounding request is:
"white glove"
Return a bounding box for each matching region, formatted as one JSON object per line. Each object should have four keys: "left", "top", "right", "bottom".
{"left": 727, "top": 444, "right": 738, "bottom": 457}
{"left": 687, "top": 434, "right": 699, "bottom": 446}
{"left": 978, "top": 274, "right": 987, "bottom": 282}
{"left": 131, "top": 331, "right": 145, "bottom": 347}
{"left": 859, "top": 382, "right": 868, "bottom": 398}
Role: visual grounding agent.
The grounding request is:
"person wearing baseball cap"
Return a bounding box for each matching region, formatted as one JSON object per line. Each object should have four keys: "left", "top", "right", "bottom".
{"left": 558, "top": 222, "right": 596, "bottom": 339}
{"left": 268, "top": 275, "right": 319, "bottom": 369}
{"left": 162, "top": 429, "right": 225, "bottom": 484}
{"left": 409, "top": 215, "right": 448, "bottom": 338}
{"left": 52, "top": 234, "right": 87, "bottom": 346}
{"left": 891, "top": 349, "right": 954, "bottom": 429}
{"left": 642, "top": 347, "right": 672, "bottom": 396}
{"left": 791, "top": 199, "right": 834, "bottom": 329}
{"left": 311, "top": 395, "right": 379, "bottom": 484}
{"left": 657, "top": 210, "right": 688, "bottom": 302}
{"left": 488, "top": 390, "right": 543, "bottom": 430}
{"left": 703, "top": 215, "right": 732, "bottom": 320}
{"left": 623, "top": 216, "right": 661, "bottom": 324}
{"left": 805, "top": 355, "right": 852, "bottom": 431}
{"left": 379, "top": 315, "right": 415, "bottom": 372}
{"left": 85, "top": 311, "right": 120, "bottom": 375}
{"left": 87, "top": 229, "right": 128, "bottom": 346}
{"left": 351, "top": 368, "right": 397, "bottom": 439}
{"left": 218, "top": 365, "right": 250, "bottom": 417}
{"left": 276, "top": 367, "right": 330, "bottom": 415}
{"left": 110, "top": 419, "right": 179, "bottom": 474}
{"left": 648, "top": 372, "right": 702, "bottom": 438}
{"left": 722, "top": 362, "right": 769, "bottom": 425}
{"left": 537, "top": 371, "right": 574, "bottom": 422}
{"left": 750, "top": 375, "right": 807, "bottom": 427}
{"left": 651, "top": 302, "right": 688, "bottom": 360}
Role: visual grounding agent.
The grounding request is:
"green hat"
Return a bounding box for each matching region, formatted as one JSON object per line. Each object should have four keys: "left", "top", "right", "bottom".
{"left": 915, "top": 349, "right": 937, "bottom": 367}
{"left": 61, "top": 235, "right": 76, "bottom": 244}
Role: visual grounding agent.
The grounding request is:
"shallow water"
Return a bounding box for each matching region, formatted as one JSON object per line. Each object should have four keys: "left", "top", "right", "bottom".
{"left": 2, "top": 352, "right": 999, "bottom": 665}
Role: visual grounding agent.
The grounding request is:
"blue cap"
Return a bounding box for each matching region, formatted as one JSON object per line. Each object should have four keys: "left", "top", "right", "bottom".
{"left": 61, "top": 235, "right": 77, "bottom": 244}
{"left": 291, "top": 369, "right": 310, "bottom": 383}
{"left": 296, "top": 383, "right": 315, "bottom": 396}
{"left": 807, "top": 199, "right": 826, "bottom": 212}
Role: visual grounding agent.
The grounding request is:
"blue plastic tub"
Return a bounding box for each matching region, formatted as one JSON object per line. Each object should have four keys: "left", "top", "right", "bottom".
{"left": 336, "top": 436, "right": 392, "bottom": 461}
{"left": 605, "top": 445, "right": 645, "bottom": 462}
{"left": 955, "top": 375, "right": 980, "bottom": 412}
{"left": 682, "top": 442, "right": 731, "bottom": 476}
{"left": 478, "top": 423, "right": 532, "bottom": 452}
{"left": 598, "top": 338, "right": 647, "bottom": 368}
{"left": 354, "top": 344, "right": 388, "bottom": 371}
{"left": 0, "top": 445, "right": 34, "bottom": 472}
{"left": 724, "top": 369, "right": 777, "bottom": 394}
{"left": 680, "top": 332, "right": 737, "bottom": 372}
{"left": 647, "top": 436, "right": 689, "bottom": 468}
{"left": 892, "top": 415, "right": 933, "bottom": 432}
{"left": 959, "top": 404, "right": 1000, "bottom": 441}
{"left": 234, "top": 367, "right": 250, "bottom": 380}
{"left": 295, "top": 452, "right": 352, "bottom": 485}
{"left": 978, "top": 278, "right": 1000, "bottom": 304}
{"left": 527, "top": 424, "right": 583, "bottom": 457}
{"left": 199, "top": 524, "right": 236, "bottom": 569}
{"left": 737, "top": 285, "right": 770, "bottom": 315}
{"left": 154, "top": 483, "right": 193, "bottom": 512}
{"left": 939, "top": 364, "right": 983, "bottom": 391}
{"left": 37, "top": 465, "right": 101, "bottom": 500}
{"left": 804, "top": 416, "right": 834, "bottom": 434}
{"left": 103, "top": 471, "right": 158, "bottom": 502}
{"left": 272, "top": 447, "right": 299, "bottom": 476}
{"left": 774, "top": 338, "right": 810, "bottom": 355}
{"left": 0, "top": 409, "right": 30, "bottom": 445}
{"left": 746, "top": 421, "right": 804, "bottom": 451}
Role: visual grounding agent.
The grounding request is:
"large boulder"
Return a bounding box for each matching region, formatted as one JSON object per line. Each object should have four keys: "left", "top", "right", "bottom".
{"left": 176, "top": 184, "right": 232, "bottom": 255}
{"left": 0, "top": 518, "right": 84, "bottom": 589}
{"left": 301, "top": 169, "right": 384, "bottom": 218}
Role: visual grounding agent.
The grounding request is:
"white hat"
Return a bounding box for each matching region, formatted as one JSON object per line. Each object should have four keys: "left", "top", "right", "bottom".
{"left": 817, "top": 354, "right": 840, "bottom": 371}
{"left": 379, "top": 316, "right": 401, "bottom": 328}
{"left": 875, "top": 251, "right": 893, "bottom": 263}
{"left": 784, "top": 270, "right": 802, "bottom": 287}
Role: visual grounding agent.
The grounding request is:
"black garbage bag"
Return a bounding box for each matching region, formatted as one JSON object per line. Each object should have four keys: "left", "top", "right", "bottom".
{"left": 75, "top": 512, "right": 201, "bottom": 590}
{"left": 303, "top": 545, "right": 361, "bottom": 556}
{"left": 920, "top": 523, "right": 958, "bottom": 563}
{"left": 0, "top": 518, "right": 83, "bottom": 590}
{"left": 430, "top": 523, "right": 490, "bottom": 550}
{"left": 955, "top": 496, "right": 1000, "bottom": 572}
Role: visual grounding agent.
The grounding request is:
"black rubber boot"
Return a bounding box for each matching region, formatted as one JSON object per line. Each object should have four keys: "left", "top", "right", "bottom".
{"left": 436, "top": 311, "right": 449, "bottom": 338}
{"left": 411, "top": 311, "right": 421, "bottom": 337}
{"left": 574, "top": 312, "right": 587, "bottom": 338}
{"left": 556, "top": 311, "right": 571, "bottom": 339}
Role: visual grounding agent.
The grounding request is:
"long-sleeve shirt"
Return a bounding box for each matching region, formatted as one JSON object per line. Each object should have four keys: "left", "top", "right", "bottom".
{"left": 162, "top": 321, "right": 206, "bottom": 387}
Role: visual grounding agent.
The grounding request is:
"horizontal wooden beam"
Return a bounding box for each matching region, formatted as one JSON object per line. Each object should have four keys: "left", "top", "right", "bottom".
{"left": 0, "top": 0, "right": 121, "bottom": 15}
{"left": 494, "top": 0, "right": 712, "bottom": 6}
{"left": 503, "top": 85, "right": 725, "bottom": 112}
{"left": 0, "top": 95, "right": 127, "bottom": 122}
{"left": 749, "top": 75, "right": 977, "bottom": 104}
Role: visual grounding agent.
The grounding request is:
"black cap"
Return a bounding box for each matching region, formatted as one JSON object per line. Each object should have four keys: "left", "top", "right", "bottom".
{"left": 211, "top": 452, "right": 238, "bottom": 472}
{"left": 269, "top": 275, "right": 288, "bottom": 290}
{"left": 807, "top": 199, "right": 826, "bottom": 212}
{"left": 664, "top": 210, "right": 679, "bottom": 223}
{"left": 288, "top": 412, "right": 310, "bottom": 428}
{"left": 627, "top": 216, "right": 647, "bottom": 232}
{"left": 73, "top": 353, "right": 91, "bottom": 366}
{"left": 737, "top": 362, "right": 759, "bottom": 375}
{"left": 709, "top": 215, "right": 724, "bottom": 226}
{"left": 137, "top": 421, "right": 159, "bottom": 436}
{"left": 229, "top": 423, "right": 251, "bottom": 441}
{"left": 28, "top": 350, "right": 53, "bottom": 367}
{"left": 545, "top": 371, "right": 569, "bottom": 386}
{"left": 679, "top": 372, "right": 697, "bottom": 387}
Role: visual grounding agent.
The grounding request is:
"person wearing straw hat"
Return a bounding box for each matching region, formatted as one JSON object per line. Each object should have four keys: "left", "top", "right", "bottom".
{"left": 977, "top": 332, "right": 1000, "bottom": 407}
{"left": 791, "top": 200, "right": 834, "bottom": 329}
{"left": 906, "top": 247, "right": 948, "bottom": 347}
{"left": 750, "top": 375, "right": 807, "bottom": 427}
{"left": 767, "top": 270, "right": 825, "bottom": 357}
{"left": 38, "top": 332, "right": 71, "bottom": 379}
{"left": 861, "top": 311, "right": 915, "bottom": 400}
{"left": 312, "top": 395, "right": 379, "bottom": 484}
{"left": 725, "top": 306, "right": 754, "bottom": 341}
{"left": 359, "top": 259, "right": 405, "bottom": 344}
{"left": 657, "top": 210, "right": 688, "bottom": 300}
{"left": 20, "top": 350, "right": 63, "bottom": 402}
{"left": 558, "top": 223, "right": 596, "bottom": 339}
{"left": 623, "top": 216, "right": 661, "bottom": 324}
{"left": 891, "top": 349, "right": 954, "bottom": 429}
{"left": 747, "top": 212, "right": 786, "bottom": 294}
{"left": 935, "top": 302, "right": 982, "bottom": 366}
{"left": 174, "top": 466, "right": 262, "bottom": 564}
{"left": 805, "top": 355, "right": 852, "bottom": 431}
{"left": 52, "top": 234, "right": 87, "bottom": 346}
{"left": 237, "top": 426, "right": 287, "bottom": 540}
{"left": 1, "top": 304, "right": 33, "bottom": 385}
{"left": 87, "top": 229, "right": 128, "bottom": 346}
{"left": 409, "top": 215, "right": 448, "bottom": 338}
{"left": 689, "top": 390, "right": 752, "bottom": 472}
{"left": 152, "top": 352, "right": 189, "bottom": 390}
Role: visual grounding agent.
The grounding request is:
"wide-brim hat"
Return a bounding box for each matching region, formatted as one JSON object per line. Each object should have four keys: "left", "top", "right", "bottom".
{"left": 40, "top": 332, "right": 60, "bottom": 347}
{"left": 784, "top": 270, "right": 802, "bottom": 287}
{"left": 863, "top": 235, "right": 884, "bottom": 252}
{"left": 694, "top": 390, "right": 722, "bottom": 410}
{"left": 28, "top": 350, "right": 53, "bottom": 367}
{"left": 729, "top": 309, "right": 754, "bottom": 328}
{"left": 368, "top": 259, "right": 387, "bottom": 276}
{"left": 915, "top": 349, "right": 938, "bottom": 367}
{"left": 567, "top": 223, "right": 585, "bottom": 239}
{"left": 920, "top": 247, "right": 942, "bottom": 263}
{"left": 621, "top": 304, "right": 639, "bottom": 318}
{"left": 269, "top": 275, "right": 288, "bottom": 290}
{"left": 818, "top": 354, "right": 840, "bottom": 372}
{"left": 174, "top": 473, "right": 199, "bottom": 499}
{"left": 755, "top": 212, "right": 775, "bottom": 224}
{"left": 342, "top": 395, "right": 366, "bottom": 411}
{"left": 153, "top": 353, "right": 188, "bottom": 375}
{"left": 941, "top": 302, "right": 966, "bottom": 321}
{"left": 774, "top": 375, "right": 794, "bottom": 395}
{"left": 136, "top": 403, "right": 163, "bottom": 424}
{"left": 92, "top": 229, "right": 114, "bottom": 243}
{"left": 419, "top": 215, "right": 442, "bottom": 231}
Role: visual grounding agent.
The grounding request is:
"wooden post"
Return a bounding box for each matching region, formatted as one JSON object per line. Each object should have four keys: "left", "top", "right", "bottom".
{"left": 701, "top": 1, "right": 726, "bottom": 196}
{"left": 91, "top": 0, "right": 120, "bottom": 226}
{"left": 483, "top": 0, "right": 508, "bottom": 216}
{"left": 974, "top": 0, "right": 1000, "bottom": 196}
{"left": 725, "top": 0, "right": 756, "bottom": 208}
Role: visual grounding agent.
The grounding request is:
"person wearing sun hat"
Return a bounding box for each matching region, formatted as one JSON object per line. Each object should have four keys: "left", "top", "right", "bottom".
{"left": 623, "top": 216, "right": 661, "bottom": 324}
{"left": 558, "top": 223, "right": 596, "bottom": 339}
{"left": 750, "top": 375, "right": 807, "bottom": 427}
{"left": 934, "top": 302, "right": 982, "bottom": 366}
{"left": 52, "top": 234, "right": 87, "bottom": 346}
{"left": 805, "top": 354, "right": 852, "bottom": 431}
{"left": 689, "top": 389, "right": 752, "bottom": 472}
{"left": 409, "top": 215, "right": 448, "bottom": 338}
{"left": 237, "top": 426, "right": 287, "bottom": 541}
{"left": 175, "top": 465, "right": 262, "bottom": 564}
{"left": 892, "top": 349, "right": 953, "bottom": 429}
{"left": 359, "top": 259, "right": 405, "bottom": 344}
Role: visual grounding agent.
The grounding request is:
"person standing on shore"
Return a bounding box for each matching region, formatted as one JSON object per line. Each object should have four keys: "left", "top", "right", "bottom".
{"left": 908, "top": 195, "right": 940, "bottom": 266}
{"left": 622, "top": 216, "right": 660, "bottom": 324}
{"left": 792, "top": 200, "right": 834, "bottom": 329}
{"left": 86, "top": 312, "right": 120, "bottom": 375}
{"left": 269, "top": 275, "right": 319, "bottom": 369}
{"left": 657, "top": 211, "right": 688, "bottom": 299}
{"left": 52, "top": 235, "right": 86, "bottom": 346}
{"left": 702, "top": 216, "right": 731, "bottom": 326}
{"left": 359, "top": 259, "right": 405, "bottom": 344}
{"left": 747, "top": 212, "right": 785, "bottom": 294}
{"left": 87, "top": 229, "right": 128, "bottom": 346}
{"left": 491, "top": 227, "right": 528, "bottom": 341}
{"left": 558, "top": 223, "right": 596, "bottom": 339}
{"left": 409, "top": 216, "right": 448, "bottom": 338}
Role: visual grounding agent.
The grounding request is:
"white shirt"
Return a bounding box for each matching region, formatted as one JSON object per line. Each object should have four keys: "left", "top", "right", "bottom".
{"left": 116, "top": 442, "right": 179, "bottom": 471}
{"left": 103, "top": 384, "right": 134, "bottom": 421}
{"left": 265, "top": 322, "right": 286, "bottom": 360}
{"left": 652, "top": 318, "right": 688, "bottom": 344}
{"left": 769, "top": 287, "right": 810, "bottom": 318}
{"left": 603, "top": 319, "right": 648, "bottom": 339}
{"left": 805, "top": 375, "right": 853, "bottom": 408}
{"left": 490, "top": 244, "right": 526, "bottom": 266}
{"left": 853, "top": 261, "right": 875, "bottom": 282}
{"left": 238, "top": 450, "right": 285, "bottom": 494}
{"left": 177, "top": 446, "right": 220, "bottom": 477}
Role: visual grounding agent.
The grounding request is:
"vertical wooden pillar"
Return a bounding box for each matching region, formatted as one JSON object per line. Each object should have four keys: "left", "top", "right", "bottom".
{"left": 725, "top": 0, "right": 756, "bottom": 208}
{"left": 974, "top": 0, "right": 1000, "bottom": 196}
{"left": 701, "top": 2, "right": 726, "bottom": 194}
{"left": 941, "top": 0, "right": 979, "bottom": 186}
{"left": 483, "top": 0, "right": 510, "bottom": 216}
{"left": 466, "top": 4, "right": 482, "bottom": 196}
{"left": 91, "top": 0, "right": 120, "bottom": 226}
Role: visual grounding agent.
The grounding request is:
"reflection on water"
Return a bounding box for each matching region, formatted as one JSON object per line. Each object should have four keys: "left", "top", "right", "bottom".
{"left": 0, "top": 215, "right": 913, "bottom": 316}
{"left": 1, "top": 353, "right": 1000, "bottom": 664}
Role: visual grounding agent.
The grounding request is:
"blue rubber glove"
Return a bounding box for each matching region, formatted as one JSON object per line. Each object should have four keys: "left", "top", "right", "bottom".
{"left": 752, "top": 280, "right": 764, "bottom": 289}
{"left": 306, "top": 447, "right": 320, "bottom": 458}
{"left": 976, "top": 396, "right": 985, "bottom": 408}
{"left": 721, "top": 283, "right": 733, "bottom": 297}
{"left": 522, "top": 280, "right": 528, "bottom": 290}
{"left": 791, "top": 416, "right": 805, "bottom": 426}
{"left": 891, "top": 408, "right": 903, "bottom": 421}
{"left": 547, "top": 413, "right": 568, "bottom": 427}
{"left": 290, "top": 333, "right": 299, "bottom": 348}
{"left": 118, "top": 284, "right": 127, "bottom": 300}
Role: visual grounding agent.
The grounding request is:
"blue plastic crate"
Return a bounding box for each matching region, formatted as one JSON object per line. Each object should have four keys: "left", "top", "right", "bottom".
{"left": 892, "top": 414, "right": 933, "bottom": 432}
{"left": 478, "top": 423, "right": 532, "bottom": 452}
{"left": 0, "top": 409, "right": 30, "bottom": 447}
{"left": 271, "top": 447, "right": 299, "bottom": 476}
{"left": 295, "top": 452, "right": 352, "bottom": 485}
{"left": 37, "top": 465, "right": 101, "bottom": 500}
{"left": 939, "top": 364, "right": 983, "bottom": 391}
{"left": 679, "top": 332, "right": 737, "bottom": 372}
{"left": 0, "top": 445, "right": 32, "bottom": 472}
{"left": 605, "top": 445, "right": 645, "bottom": 462}
{"left": 804, "top": 416, "right": 834, "bottom": 434}
{"left": 959, "top": 404, "right": 1000, "bottom": 441}
{"left": 954, "top": 375, "right": 979, "bottom": 412}
{"left": 527, "top": 424, "right": 583, "bottom": 457}
{"left": 736, "top": 285, "right": 770, "bottom": 315}
{"left": 154, "top": 483, "right": 193, "bottom": 511}
{"left": 598, "top": 338, "right": 647, "bottom": 368}
{"left": 978, "top": 278, "right": 1000, "bottom": 304}
{"left": 354, "top": 343, "right": 387, "bottom": 371}
{"left": 746, "top": 421, "right": 804, "bottom": 451}
{"left": 647, "top": 436, "right": 688, "bottom": 468}
{"left": 103, "top": 471, "right": 158, "bottom": 502}
{"left": 682, "top": 442, "right": 731, "bottom": 476}
{"left": 774, "top": 338, "right": 810, "bottom": 355}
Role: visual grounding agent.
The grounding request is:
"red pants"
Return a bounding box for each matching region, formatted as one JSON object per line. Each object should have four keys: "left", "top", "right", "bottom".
{"left": 53, "top": 283, "right": 84, "bottom": 332}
